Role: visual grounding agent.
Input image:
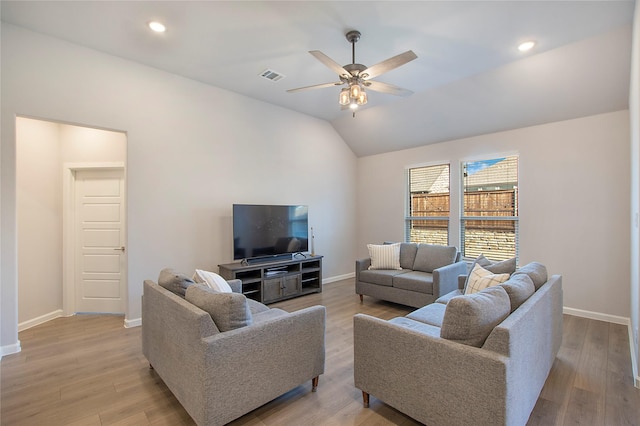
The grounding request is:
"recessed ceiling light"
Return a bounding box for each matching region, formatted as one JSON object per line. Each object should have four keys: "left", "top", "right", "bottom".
{"left": 518, "top": 41, "right": 535, "bottom": 52}
{"left": 148, "top": 21, "right": 166, "bottom": 33}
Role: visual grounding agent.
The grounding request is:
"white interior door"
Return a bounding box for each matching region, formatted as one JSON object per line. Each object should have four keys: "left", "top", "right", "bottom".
{"left": 74, "top": 169, "right": 126, "bottom": 313}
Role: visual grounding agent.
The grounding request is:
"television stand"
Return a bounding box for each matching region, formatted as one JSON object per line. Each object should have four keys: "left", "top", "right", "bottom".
{"left": 218, "top": 256, "right": 323, "bottom": 304}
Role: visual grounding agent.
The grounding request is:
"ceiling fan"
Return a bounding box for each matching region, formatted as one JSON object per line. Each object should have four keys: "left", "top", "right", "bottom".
{"left": 287, "top": 30, "right": 418, "bottom": 113}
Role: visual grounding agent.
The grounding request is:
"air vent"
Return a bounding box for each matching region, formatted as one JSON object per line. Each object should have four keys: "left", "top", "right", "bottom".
{"left": 259, "top": 69, "right": 285, "bottom": 82}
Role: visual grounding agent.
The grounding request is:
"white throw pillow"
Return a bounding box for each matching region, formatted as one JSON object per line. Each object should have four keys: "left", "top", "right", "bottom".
{"left": 464, "top": 263, "right": 510, "bottom": 295}
{"left": 367, "top": 243, "right": 402, "bottom": 270}
{"left": 193, "top": 269, "right": 233, "bottom": 293}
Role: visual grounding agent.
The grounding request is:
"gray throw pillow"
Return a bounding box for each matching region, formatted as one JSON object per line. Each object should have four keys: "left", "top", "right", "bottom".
{"left": 399, "top": 243, "right": 418, "bottom": 270}
{"left": 485, "top": 257, "right": 517, "bottom": 275}
{"left": 440, "top": 285, "right": 511, "bottom": 347}
{"left": 513, "top": 262, "right": 548, "bottom": 290}
{"left": 500, "top": 274, "right": 535, "bottom": 312}
{"left": 185, "top": 284, "right": 253, "bottom": 332}
{"left": 158, "top": 268, "right": 195, "bottom": 297}
{"left": 412, "top": 244, "right": 458, "bottom": 273}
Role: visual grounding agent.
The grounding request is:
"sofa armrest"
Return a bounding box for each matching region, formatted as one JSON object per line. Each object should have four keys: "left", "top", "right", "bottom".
{"left": 432, "top": 261, "right": 468, "bottom": 297}
{"left": 354, "top": 313, "right": 508, "bottom": 425}
{"left": 200, "top": 305, "right": 326, "bottom": 424}
{"left": 355, "top": 258, "right": 371, "bottom": 282}
{"left": 458, "top": 274, "right": 467, "bottom": 290}
{"left": 228, "top": 279, "right": 242, "bottom": 293}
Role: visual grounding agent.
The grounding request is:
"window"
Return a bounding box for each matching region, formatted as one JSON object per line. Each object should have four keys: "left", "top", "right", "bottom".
{"left": 461, "top": 156, "right": 518, "bottom": 261}
{"left": 406, "top": 164, "right": 450, "bottom": 245}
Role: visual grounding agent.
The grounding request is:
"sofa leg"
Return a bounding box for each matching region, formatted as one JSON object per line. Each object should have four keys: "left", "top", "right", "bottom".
{"left": 362, "top": 391, "right": 370, "bottom": 408}
{"left": 359, "top": 294, "right": 363, "bottom": 303}
{"left": 149, "top": 364, "right": 154, "bottom": 370}
{"left": 312, "top": 376, "right": 319, "bottom": 392}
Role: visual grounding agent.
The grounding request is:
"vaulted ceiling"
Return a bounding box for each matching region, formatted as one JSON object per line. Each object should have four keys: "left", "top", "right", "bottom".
{"left": 1, "top": 1, "right": 635, "bottom": 156}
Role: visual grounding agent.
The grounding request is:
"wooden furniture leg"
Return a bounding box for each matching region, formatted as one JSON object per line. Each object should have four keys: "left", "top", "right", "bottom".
{"left": 359, "top": 294, "right": 363, "bottom": 303}
{"left": 312, "top": 376, "right": 319, "bottom": 392}
{"left": 362, "top": 391, "right": 370, "bottom": 408}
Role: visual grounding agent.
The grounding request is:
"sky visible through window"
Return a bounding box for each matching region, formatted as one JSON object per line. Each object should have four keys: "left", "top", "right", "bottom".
{"left": 466, "top": 158, "right": 504, "bottom": 175}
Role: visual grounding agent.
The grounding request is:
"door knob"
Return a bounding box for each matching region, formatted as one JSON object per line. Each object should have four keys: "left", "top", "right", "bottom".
{"left": 113, "top": 246, "right": 125, "bottom": 253}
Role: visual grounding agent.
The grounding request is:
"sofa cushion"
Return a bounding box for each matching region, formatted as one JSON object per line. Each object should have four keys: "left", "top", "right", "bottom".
{"left": 435, "top": 289, "right": 463, "bottom": 304}
{"left": 463, "top": 254, "right": 492, "bottom": 290}
{"left": 485, "top": 257, "right": 517, "bottom": 275}
{"left": 513, "top": 262, "right": 548, "bottom": 290}
{"left": 464, "top": 264, "right": 510, "bottom": 295}
{"left": 252, "top": 308, "right": 288, "bottom": 324}
{"left": 392, "top": 271, "right": 434, "bottom": 294}
{"left": 368, "top": 243, "right": 402, "bottom": 270}
{"left": 158, "top": 268, "right": 195, "bottom": 297}
{"left": 440, "top": 285, "right": 511, "bottom": 347}
{"left": 359, "top": 269, "right": 409, "bottom": 287}
{"left": 399, "top": 243, "right": 418, "bottom": 270}
{"left": 389, "top": 317, "right": 441, "bottom": 337}
{"left": 193, "top": 269, "right": 232, "bottom": 293}
{"left": 406, "top": 303, "right": 446, "bottom": 327}
{"left": 500, "top": 274, "right": 535, "bottom": 312}
{"left": 412, "top": 244, "right": 458, "bottom": 273}
{"left": 185, "top": 285, "right": 253, "bottom": 332}
{"left": 247, "top": 298, "right": 270, "bottom": 314}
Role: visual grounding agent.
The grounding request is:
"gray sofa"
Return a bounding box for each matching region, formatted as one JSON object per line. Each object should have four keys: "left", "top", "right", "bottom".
{"left": 356, "top": 243, "right": 468, "bottom": 308}
{"left": 354, "top": 262, "right": 563, "bottom": 426}
{"left": 142, "top": 276, "right": 326, "bottom": 426}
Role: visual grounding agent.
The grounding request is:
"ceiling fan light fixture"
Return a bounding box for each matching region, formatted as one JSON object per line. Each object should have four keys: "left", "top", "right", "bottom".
{"left": 349, "top": 83, "right": 362, "bottom": 99}
{"left": 339, "top": 88, "right": 350, "bottom": 105}
{"left": 357, "top": 90, "right": 367, "bottom": 106}
{"left": 349, "top": 100, "right": 359, "bottom": 110}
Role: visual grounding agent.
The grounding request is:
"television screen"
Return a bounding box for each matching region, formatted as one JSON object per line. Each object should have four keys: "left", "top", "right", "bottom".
{"left": 232, "top": 204, "right": 309, "bottom": 260}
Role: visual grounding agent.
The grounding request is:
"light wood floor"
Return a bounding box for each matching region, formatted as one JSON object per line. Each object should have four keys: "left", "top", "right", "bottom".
{"left": 2, "top": 278, "right": 640, "bottom": 425}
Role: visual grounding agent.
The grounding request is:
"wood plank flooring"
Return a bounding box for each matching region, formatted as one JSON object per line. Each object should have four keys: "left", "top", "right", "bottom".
{"left": 2, "top": 278, "right": 640, "bottom": 425}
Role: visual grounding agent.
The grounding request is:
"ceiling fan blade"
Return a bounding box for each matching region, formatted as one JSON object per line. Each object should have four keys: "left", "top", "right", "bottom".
{"left": 365, "top": 80, "right": 414, "bottom": 97}
{"left": 287, "top": 81, "right": 343, "bottom": 93}
{"left": 309, "top": 50, "right": 351, "bottom": 77}
{"left": 361, "top": 50, "right": 417, "bottom": 80}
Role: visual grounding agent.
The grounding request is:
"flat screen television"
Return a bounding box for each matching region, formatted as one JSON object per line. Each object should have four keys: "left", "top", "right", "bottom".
{"left": 232, "top": 204, "right": 309, "bottom": 261}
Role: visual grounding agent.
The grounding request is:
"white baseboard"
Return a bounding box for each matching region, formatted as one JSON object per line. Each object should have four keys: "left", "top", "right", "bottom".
{"left": 323, "top": 272, "right": 355, "bottom": 285}
{"left": 562, "top": 307, "right": 629, "bottom": 325}
{"left": 1, "top": 341, "right": 22, "bottom": 357}
{"left": 18, "top": 309, "right": 64, "bottom": 332}
{"left": 124, "top": 317, "right": 141, "bottom": 328}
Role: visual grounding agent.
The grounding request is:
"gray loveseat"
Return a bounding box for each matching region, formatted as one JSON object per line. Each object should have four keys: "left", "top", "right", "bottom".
{"left": 356, "top": 243, "right": 467, "bottom": 308}
{"left": 142, "top": 275, "right": 326, "bottom": 426}
{"left": 354, "top": 262, "right": 563, "bottom": 426}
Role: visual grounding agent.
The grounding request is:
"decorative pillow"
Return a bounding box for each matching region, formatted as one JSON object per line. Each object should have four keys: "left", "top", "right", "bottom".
{"left": 500, "top": 274, "right": 535, "bottom": 312}
{"left": 412, "top": 244, "right": 458, "bottom": 273}
{"left": 440, "top": 285, "right": 511, "bottom": 347}
{"left": 368, "top": 243, "right": 402, "bottom": 270}
{"left": 512, "top": 262, "right": 548, "bottom": 290}
{"left": 399, "top": 243, "right": 418, "bottom": 270}
{"left": 185, "top": 284, "right": 252, "bottom": 332}
{"left": 157, "top": 268, "right": 195, "bottom": 297}
{"left": 464, "top": 263, "right": 510, "bottom": 295}
{"left": 193, "top": 269, "right": 233, "bottom": 293}
{"left": 463, "top": 254, "right": 493, "bottom": 291}
{"left": 485, "top": 257, "right": 517, "bottom": 275}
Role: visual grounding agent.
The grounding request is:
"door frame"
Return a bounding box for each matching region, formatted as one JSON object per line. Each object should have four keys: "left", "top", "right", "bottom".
{"left": 62, "top": 162, "right": 127, "bottom": 316}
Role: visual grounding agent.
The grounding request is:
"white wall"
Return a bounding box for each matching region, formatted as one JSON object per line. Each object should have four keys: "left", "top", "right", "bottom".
{"left": 629, "top": 0, "right": 640, "bottom": 385}
{"left": 358, "top": 110, "right": 631, "bottom": 319}
{"left": 16, "top": 117, "right": 126, "bottom": 328}
{"left": 1, "top": 24, "right": 357, "bottom": 351}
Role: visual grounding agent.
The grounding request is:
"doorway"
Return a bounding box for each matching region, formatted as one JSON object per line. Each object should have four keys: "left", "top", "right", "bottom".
{"left": 16, "top": 117, "right": 127, "bottom": 329}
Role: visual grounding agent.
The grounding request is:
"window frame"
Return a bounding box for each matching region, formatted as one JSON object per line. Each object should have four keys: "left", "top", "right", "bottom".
{"left": 459, "top": 155, "right": 519, "bottom": 262}
{"left": 405, "top": 162, "right": 451, "bottom": 246}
